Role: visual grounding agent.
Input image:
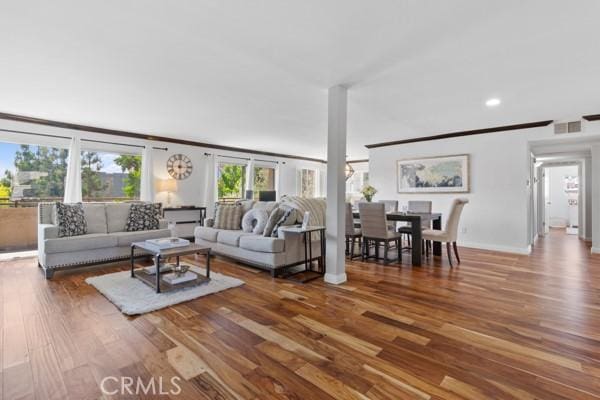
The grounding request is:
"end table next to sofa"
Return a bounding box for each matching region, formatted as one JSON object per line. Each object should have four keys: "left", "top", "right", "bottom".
{"left": 277, "top": 225, "right": 326, "bottom": 283}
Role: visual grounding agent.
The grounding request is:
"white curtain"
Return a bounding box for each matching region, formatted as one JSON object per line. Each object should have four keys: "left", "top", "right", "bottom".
{"left": 203, "top": 154, "right": 216, "bottom": 217}
{"left": 64, "top": 137, "right": 82, "bottom": 203}
{"left": 140, "top": 145, "right": 154, "bottom": 202}
{"left": 245, "top": 158, "right": 255, "bottom": 194}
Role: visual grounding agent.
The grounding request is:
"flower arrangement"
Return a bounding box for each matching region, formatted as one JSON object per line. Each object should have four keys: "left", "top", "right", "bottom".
{"left": 360, "top": 185, "right": 377, "bottom": 202}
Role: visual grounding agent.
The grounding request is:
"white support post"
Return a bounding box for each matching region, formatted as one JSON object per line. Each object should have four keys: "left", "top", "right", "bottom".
{"left": 325, "top": 85, "right": 348, "bottom": 284}
{"left": 592, "top": 144, "right": 600, "bottom": 253}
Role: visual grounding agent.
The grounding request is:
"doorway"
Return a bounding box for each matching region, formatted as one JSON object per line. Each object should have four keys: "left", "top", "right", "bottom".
{"left": 542, "top": 164, "right": 580, "bottom": 237}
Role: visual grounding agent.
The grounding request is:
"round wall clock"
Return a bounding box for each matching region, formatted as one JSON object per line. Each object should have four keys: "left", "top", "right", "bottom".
{"left": 167, "top": 154, "right": 193, "bottom": 180}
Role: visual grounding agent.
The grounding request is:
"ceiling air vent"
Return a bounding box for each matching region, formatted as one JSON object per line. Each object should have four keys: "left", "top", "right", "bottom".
{"left": 554, "top": 120, "right": 582, "bottom": 134}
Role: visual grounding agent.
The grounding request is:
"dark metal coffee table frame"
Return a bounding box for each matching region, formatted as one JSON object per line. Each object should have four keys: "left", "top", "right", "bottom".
{"left": 130, "top": 242, "right": 211, "bottom": 293}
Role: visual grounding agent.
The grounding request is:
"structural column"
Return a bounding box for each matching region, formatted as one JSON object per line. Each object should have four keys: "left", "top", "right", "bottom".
{"left": 325, "top": 85, "right": 348, "bottom": 284}
{"left": 591, "top": 144, "right": 600, "bottom": 253}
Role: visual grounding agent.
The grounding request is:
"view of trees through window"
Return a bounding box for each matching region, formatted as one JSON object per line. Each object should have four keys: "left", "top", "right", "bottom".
{"left": 217, "top": 163, "right": 246, "bottom": 202}
{"left": 0, "top": 142, "right": 141, "bottom": 204}
{"left": 253, "top": 166, "right": 275, "bottom": 199}
{"left": 299, "top": 168, "right": 317, "bottom": 198}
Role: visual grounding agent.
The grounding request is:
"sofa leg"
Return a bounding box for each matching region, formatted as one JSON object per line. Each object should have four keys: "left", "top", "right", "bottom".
{"left": 44, "top": 268, "right": 54, "bottom": 279}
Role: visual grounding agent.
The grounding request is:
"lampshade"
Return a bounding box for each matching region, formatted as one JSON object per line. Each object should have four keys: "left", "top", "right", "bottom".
{"left": 156, "top": 178, "right": 177, "bottom": 193}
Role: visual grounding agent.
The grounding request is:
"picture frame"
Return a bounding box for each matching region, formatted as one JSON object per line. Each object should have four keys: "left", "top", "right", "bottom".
{"left": 396, "top": 154, "right": 470, "bottom": 193}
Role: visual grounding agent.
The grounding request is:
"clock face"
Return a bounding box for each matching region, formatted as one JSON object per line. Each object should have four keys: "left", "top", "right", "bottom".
{"left": 167, "top": 154, "right": 193, "bottom": 180}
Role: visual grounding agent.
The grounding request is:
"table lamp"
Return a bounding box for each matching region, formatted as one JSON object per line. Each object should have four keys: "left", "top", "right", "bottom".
{"left": 157, "top": 178, "right": 177, "bottom": 207}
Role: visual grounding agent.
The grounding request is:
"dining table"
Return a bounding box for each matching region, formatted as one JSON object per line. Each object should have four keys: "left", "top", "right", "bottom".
{"left": 352, "top": 211, "right": 442, "bottom": 266}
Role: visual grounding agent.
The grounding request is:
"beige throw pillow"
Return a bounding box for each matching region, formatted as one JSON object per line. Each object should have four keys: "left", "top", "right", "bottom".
{"left": 214, "top": 204, "right": 243, "bottom": 230}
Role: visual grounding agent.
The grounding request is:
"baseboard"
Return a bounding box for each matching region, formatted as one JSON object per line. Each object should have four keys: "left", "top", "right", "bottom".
{"left": 458, "top": 241, "right": 532, "bottom": 255}
{"left": 591, "top": 247, "right": 600, "bottom": 254}
{"left": 324, "top": 272, "right": 347, "bottom": 285}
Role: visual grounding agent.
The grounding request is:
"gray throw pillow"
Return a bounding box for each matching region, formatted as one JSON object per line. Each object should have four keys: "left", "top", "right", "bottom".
{"left": 55, "top": 202, "right": 87, "bottom": 237}
{"left": 263, "top": 207, "right": 285, "bottom": 237}
{"left": 126, "top": 203, "right": 162, "bottom": 232}
{"left": 214, "top": 204, "right": 243, "bottom": 230}
{"left": 241, "top": 208, "right": 269, "bottom": 234}
{"left": 271, "top": 206, "right": 298, "bottom": 237}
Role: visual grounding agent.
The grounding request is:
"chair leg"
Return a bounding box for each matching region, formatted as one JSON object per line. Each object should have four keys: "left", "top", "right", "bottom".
{"left": 397, "top": 239, "right": 401, "bottom": 262}
{"left": 345, "top": 237, "right": 349, "bottom": 256}
{"left": 383, "top": 242, "right": 389, "bottom": 265}
{"left": 407, "top": 235, "right": 411, "bottom": 247}
{"left": 425, "top": 240, "right": 429, "bottom": 257}
{"left": 375, "top": 240, "right": 380, "bottom": 260}
{"left": 361, "top": 238, "right": 366, "bottom": 261}
{"left": 446, "top": 242, "right": 453, "bottom": 267}
{"left": 350, "top": 237, "right": 355, "bottom": 259}
{"left": 453, "top": 242, "right": 460, "bottom": 264}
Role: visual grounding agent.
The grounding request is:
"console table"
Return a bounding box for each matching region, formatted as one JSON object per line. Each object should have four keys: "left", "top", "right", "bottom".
{"left": 163, "top": 207, "right": 206, "bottom": 239}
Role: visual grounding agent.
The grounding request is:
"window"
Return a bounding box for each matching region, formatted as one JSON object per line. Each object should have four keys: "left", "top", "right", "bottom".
{"left": 80, "top": 151, "right": 141, "bottom": 200}
{"left": 0, "top": 142, "right": 69, "bottom": 206}
{"left": 217, "top": 162, "right": 246, "bottom": 202}
{"left": 347, "top": 171, "right": 369, "bottom": 194}
{"left": 299, "top": 169, "right": 317, "bottom": 198}
{"left": 252, "top": 166, "right": 275, "bottom": 199}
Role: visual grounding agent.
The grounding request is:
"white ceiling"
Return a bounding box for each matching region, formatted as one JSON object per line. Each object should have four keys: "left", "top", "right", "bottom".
{"left": 1, "top": 0, "right": 599, "bottom": 159}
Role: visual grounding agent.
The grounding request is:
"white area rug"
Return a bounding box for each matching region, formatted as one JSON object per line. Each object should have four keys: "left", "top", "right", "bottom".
{"left": 85, "top": 266, "right": 244, "bottom": 315}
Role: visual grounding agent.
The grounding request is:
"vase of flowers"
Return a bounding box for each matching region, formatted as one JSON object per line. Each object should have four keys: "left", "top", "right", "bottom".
{"left": 360, "top": 185, "right": 377, "bottom": 202}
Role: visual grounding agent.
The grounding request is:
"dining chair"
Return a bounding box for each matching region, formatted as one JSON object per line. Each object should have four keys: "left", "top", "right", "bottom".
{"left": 422, "top": 198, "right": 468, "bottom": 267}
{"left": 398, "top": 200, "right": 432, "bottom": 247}
{"left": 358, "top": 202, "right": 402, "bottom": 264}
{"left": 345, "top": 203, "right": 362, "bottom": 259}
{"left": 378, "top": 200, "right": 398, "bottom": 231}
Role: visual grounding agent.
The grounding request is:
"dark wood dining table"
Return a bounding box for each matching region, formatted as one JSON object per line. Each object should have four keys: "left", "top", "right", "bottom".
{"left": 352, "top": 211, "right": 442, "bottom": 266}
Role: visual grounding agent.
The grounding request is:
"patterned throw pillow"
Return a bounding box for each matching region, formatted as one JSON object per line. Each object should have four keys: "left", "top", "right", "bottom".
{"left": 271, "top": 206, "right": 298, "bottom": 237}
{"left": 126, "top": 203, "right": 162, "bottom": 232}
{"left": 214, "top": 204, "right": 243, "bottom": 230}
{"left": 55, "top": 202, "right": 87, "bottom": 237}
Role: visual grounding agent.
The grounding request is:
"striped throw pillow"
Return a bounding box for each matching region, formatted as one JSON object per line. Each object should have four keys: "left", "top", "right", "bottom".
{"left": 214, "top": 204, "right": 243, "bottom": 230}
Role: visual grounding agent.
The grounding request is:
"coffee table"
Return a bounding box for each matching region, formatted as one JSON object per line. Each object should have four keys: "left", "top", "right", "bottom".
{"left": 130, "top": 242, "right": 211, "bottom": 293}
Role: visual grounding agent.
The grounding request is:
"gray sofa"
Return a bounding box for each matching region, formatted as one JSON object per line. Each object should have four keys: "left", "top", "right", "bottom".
{"left": 194, "top": 200, "right": 323, "bottom": 276}
{"left": 38, "top": 202, "right": 171, "bottom": 278}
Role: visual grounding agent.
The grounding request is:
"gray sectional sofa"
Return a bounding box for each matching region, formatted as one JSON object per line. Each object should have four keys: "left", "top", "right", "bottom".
{"left": 194, "top": 199, "right": 323, "bottom": 276}
{"left": 37, "top": 202, "right": 171, "bottom": 278}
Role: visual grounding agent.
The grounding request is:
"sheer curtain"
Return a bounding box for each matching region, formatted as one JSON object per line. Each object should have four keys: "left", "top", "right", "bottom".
{"left": 202, "top": 154, "right": 216, "bottom": 217}
{"left": 140, "top": 145, "right": 154, "bottom": 202}
{"left": 63, "top": 137, "right": 82, "bottom": 203}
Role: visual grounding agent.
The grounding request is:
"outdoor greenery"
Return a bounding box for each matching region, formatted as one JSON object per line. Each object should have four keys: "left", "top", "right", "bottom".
{"left": 81, "top": 151, "right": 107, "bottom": 198}
{"left": 0, "top": 170, "right": 13, "bottom": 197}
{"left": 13, "top": 145, "right": 69, "bottom": 198}
{"left": 114, "top": 154, "right": 141, "bottom": 198}
{"left": 253, "top": 166, "right": 275, "bottom": 198}
{"left": 218, "top": 164, "right": 246, "bottom": 200}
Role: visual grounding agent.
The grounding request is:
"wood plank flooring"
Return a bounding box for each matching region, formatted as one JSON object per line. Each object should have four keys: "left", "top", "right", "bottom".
{"left": 2, "top": 229, "right": 600, "bottom": 399}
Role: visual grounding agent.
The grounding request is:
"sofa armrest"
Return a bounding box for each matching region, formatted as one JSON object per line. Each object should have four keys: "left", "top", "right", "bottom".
{"left": 205, "top": 218, "right": 214, "bottom": 228}
{"left": 38, "top": 224, "right": 59, "bottom": 241}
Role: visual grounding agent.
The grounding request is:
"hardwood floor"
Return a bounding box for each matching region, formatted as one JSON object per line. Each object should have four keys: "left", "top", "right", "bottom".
{"left": 2, "top": 230, "right": 600, "bottom": 399}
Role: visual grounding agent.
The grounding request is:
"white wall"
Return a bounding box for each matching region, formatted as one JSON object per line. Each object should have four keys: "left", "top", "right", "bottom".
{"left": 369, "top": 126, "right": 554, "bottom": 254}
{"left": 546, "top": 165, "right": 578, "bottom": 228}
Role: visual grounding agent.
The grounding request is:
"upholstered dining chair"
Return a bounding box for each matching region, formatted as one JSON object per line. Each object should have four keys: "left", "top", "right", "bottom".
{"left": 398, "top": 200, "right": 432, "bottom": 247}
{"left": 358, "top": 202, "right": 402, "bottom": 264}
{"left": 345, "top": 203, "right": 362, "bottom": 259}
{"left": 422, "top": 198, "right": 469, "bottom": 267}
{"left": 378, "top": 200, "right": 398, "bottom": 231}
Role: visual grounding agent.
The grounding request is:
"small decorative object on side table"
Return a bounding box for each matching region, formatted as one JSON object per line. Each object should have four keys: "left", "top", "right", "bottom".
{"left": 277, "top": 225, "right": 326, "bottom": 283}
{"left": 130, "top": 241, "right": 211, "bottom": 293}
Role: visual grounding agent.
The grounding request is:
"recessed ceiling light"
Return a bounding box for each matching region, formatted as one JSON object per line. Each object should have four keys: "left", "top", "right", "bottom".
{"left": 486, "top": 98, "right": 501, "bottom": 107}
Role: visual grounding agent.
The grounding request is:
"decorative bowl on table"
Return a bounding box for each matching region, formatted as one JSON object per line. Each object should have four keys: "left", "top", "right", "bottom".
{"left": 173, "top": 264, "right": 190, "bottom": 277}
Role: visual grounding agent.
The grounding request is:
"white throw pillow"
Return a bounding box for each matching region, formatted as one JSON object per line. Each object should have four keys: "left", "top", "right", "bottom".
{"left": 241, "top": 208, "right": 269, "bottom": 234}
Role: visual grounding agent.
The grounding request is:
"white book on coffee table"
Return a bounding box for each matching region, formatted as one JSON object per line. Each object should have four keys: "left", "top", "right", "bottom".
{"left": 143, "top": 264, "right": 172, "bottom": 275}
{"left": 145, "top": 237, "right": 190, "bottom": 250}
{"left": 162, "top": 271, "right": 197, "bottom": 285}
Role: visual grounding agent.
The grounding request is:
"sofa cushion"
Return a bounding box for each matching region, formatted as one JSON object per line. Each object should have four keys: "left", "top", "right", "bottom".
{"left": 55, "top": 202, "right": 87, "bottom": 237}
{"left": 271, "top": 206, "right": 299, "bottom": 237}
{"left": 239, "top": 235, "right": 285, "bottom": 253}
{"left": 214, "top": 204, "right": 243, "bottom": 230}
{"left": 217, "top": 230, "right": 252, "bottom": 247}
{"left": 263, "top": 207, "right": 285, "bottom": 237}
{"left": 83, "top": 203, "right": 108, "bottom": 234}
{"left": 252, "top": 201, "right": 279, "bottom": 214}
{"left": 44, "top": 233, "right": 117, "bottom": 254}
{"left": 126, "top": 203, "right": 162, "bottom": 232}
{"left": 106, "top": 203, "right": 132, "bottom": 233}
{"left": 195, "top": 226, "right": 219, "bottom": 242}
{"left": 113, "top": 229, "right": 172, "bottom": 247}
